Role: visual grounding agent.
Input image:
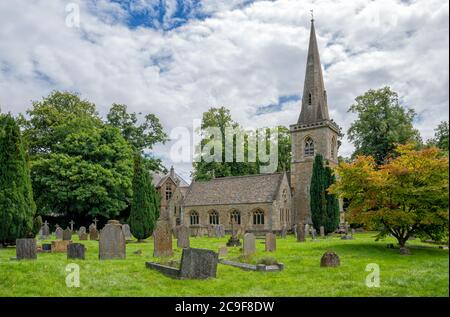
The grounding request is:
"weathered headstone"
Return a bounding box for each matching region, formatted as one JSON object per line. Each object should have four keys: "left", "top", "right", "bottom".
{"left": 89, "top": 227, "right": 99, "bottom": 240}
{"left": 67, "top": 243, "right": 85, "bottom": 260}
{"left": 243, "top": 233, "right": 256, "bottom": 255}
{"left": 296, "top": 224, "right": 305, "bottom": 242}
{"left": 305, "top": 224, "right": 310, "bottom": 237}
{"left": 311, "top": 228, "right": 317, "bottom": 241}
{"left": 179, "top": 248, "right": 218, "bottom": 279}
{"left": 293, "top": 224, "right": 297, "bottom": 237}
{"left": 55, "top": 227, "right": 63, "bottom": 240}
{"left": 216, "top": 225, "right": 225, "bottom": 238}
{"left": 320, "top": 226, "right": 325, "bottom": 237}
{"left": 153, "top": 220, "right": 173, "bottom": 257}
{"left": 280, "top": 226, "right": 287, "bottom": 239}
{"left": 218, "top": 246, "right": 228, "bottom": 257}
{"left": 122, "top": 224, "right": 133, "bottom": 241}
{"left": 89, "top": 223, "right": 96, "bottom": 232}
{"left": 16, "top": 239, "right": 37, "bottom": 260}
{"left": 63, "top": 228, "right": 72, "bottom": 241}
{"left": 40, "top": 221, "right": 50, "bottom": 239}
{"left": 51, "top": 240, "right": 71, "bottom": 252}
{"left": 79, "top": 233, "right": 88, "bottom": 241}
{"left": 177, "top": 225, "right": 190, "bottom": 249}
{"left": 207, "top": 225, "right": 215, "bottom": 238}
{"left": 265, "top": 233, "right": 276, "bottom": 252}
{"left": 320, "top": 251, "right": 340, "bottom": 267}
{"left": 78, "top": 226, "right": 86, "bottom": 235}
{"left": 99, "top": 220, "right": 126, "bottom": 260}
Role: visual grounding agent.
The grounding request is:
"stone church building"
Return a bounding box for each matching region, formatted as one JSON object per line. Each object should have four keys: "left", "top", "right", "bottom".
{"left": 156, "top": 19, "right": 342, "bottom": 234}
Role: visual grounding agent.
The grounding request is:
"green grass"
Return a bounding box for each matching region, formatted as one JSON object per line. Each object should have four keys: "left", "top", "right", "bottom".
{"left": 0, "top": 232, "right": 448, "bottom": 297}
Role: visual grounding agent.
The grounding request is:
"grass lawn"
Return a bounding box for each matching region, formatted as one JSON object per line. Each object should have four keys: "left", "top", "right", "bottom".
{"left": 0, "top": 232, "right": 448, "bottom": 297}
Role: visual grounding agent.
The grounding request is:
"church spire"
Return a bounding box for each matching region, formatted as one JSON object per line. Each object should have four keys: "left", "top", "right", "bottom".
{"left": 298, "top": 18, "right": 330, "bottom": 124}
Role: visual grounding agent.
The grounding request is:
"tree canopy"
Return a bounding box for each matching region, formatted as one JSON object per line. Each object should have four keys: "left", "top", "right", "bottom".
{"left": 347, "top": 86, "right": 421, "bottom": 164}
{"left": 329, "top": 143, "right": 449, "bottom": 247}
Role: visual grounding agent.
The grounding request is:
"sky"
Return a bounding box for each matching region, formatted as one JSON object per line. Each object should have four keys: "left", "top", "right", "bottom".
{"left": 0, "top": 0, "right": 448, "bottom": 181}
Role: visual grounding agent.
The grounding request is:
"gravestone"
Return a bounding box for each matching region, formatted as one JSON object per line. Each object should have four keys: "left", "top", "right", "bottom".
{"left": 265, "top": 233, "right": 276, "bottom": 252}
{"left": 243, "top": 233, "right": 256, "bottom": 255}
{"left": 320, "top": 226, "right": 325, "bottom": 237}
{"left": 280, "top": 226, "right": 287, "bottom": 239}
{"left": 207, "top": 226, "right": 215, "bottom": 238}
{"left": 122, "top": 224, "right": 133, "bottom": 241}
{"left": 99, "top": 220, "right": 126, "bottom": 260}
{"left": 63, "top": 228, "right": 72, "bottom": 241}
{"left": 41, "top": 221, "right": 50, "bottom": 239}
{"left": 218, "top": 246, "right": 228, "bottom": 257}
{"left": 296, "top": 224, "right": 305, "bottom": 242}
{"left": 51, "top": 240, "right": 71, "bottom": 252}
{"left": 16, "top": 239, "right": 37, "bottom": 260}
{"left": 399, "top": 247, "right": 411, "bottom": 255}
{"left": 177, "top": 225, "right": 190, "bottom": 249}
{"left": 55, "top": 227, "right": 63, "bottom": 240}
{"left": 67, "top": 243, "right": 85, "bottom": 260}
{"left": 215, "top": 225, "right": 225, "bottom": 238}
{"left": 320, "top": 251, "right": 340, "bottom": 267}
{"left": 179, "top": 248, "right": 218, "bottom": 279}
{"left": 153, "top": 220, "right": 173, "bottom": 257}
{"left": 305, "top": 224, "right": 310, "bottom": 237}
{"left": 78, "top": 226, "right": 86, "bottom": 236}
{"left": 79, "top": 233, "right": 88, "bottom": 241}
{"left": 89, "top": 223, "right": 96, "bottom": 232}
{"left": 292, "top": 224, "right": 297, "bottom": 237}
{"left": 89, "top": 227, "right": 99, "bottom": 240}
{"left": 311, "top": 228, "right": 317, "bottom": 241}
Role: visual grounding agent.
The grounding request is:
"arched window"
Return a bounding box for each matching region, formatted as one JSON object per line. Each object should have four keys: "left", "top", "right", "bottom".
{"left": 190, "top": 211, "right": 199, "bottom": 225}
{"left": 209, "top": 210, "right": 219, "bottom": 225}
{"left": 331, "top": 136, "right": 336, "bottom": 158}
{"left": 308, "top": 93, "right": 312, "bottom": 105}
{"left": 230, "top": 210, "right": 241, "bottom": 225}
{"left": 253, "top": 209, "right": 265, "bottom": 225}
{"left": 304, "top": 137, "right": 314, "bottom": 157}
{"left": 165, "top": 184, "right": 172, "bottom": 201}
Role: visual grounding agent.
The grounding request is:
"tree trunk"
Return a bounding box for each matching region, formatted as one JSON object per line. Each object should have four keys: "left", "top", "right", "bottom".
{"left": 16, "top": 238, "right": 37, "bottom": 260}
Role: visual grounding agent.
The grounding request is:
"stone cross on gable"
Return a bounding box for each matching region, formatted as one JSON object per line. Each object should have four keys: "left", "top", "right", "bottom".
{"left": 69, "top": 220, "right": 75, "bottom": 231}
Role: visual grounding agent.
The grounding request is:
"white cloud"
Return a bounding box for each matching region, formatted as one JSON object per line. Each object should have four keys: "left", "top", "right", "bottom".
{"left": 0, "top": 0, "right": 448, "bottom": 181}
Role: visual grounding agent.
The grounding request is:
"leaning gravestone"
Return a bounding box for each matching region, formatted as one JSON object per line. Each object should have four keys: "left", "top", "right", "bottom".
{"left": 243, "top": 233, "right": 256, "bottom": 255}
{"left": 89, "top": 227, "right": 99, "bottom": 240}
{"left": 179, "top": 248, "right": 218, "bottom": 279}
{"left": 265, "top": 233, "right": 276, "bottom": 252}
{"left": 296, "top": 224, "right": 305, "bottom": 242}
{"left": 63, "top": 228, "right": 72, "bottom": 241}
{"left": 122, "top": 224, "right": 133, "bottom": 241}
{"left": 153, "top": 220, "right": 173, "bottom": 257}
{"left": 177, "top": 225, "right": 190, "bottom": 249}
{"left": 16, "top": 239, "right": 37, "bottom": 260}
{"left": 99, "top": 220, "right": 126, "bottom": 260}
{"left": 320, "top": 251, "right": 340, "bottom": 267}
{"left": 67, "top": 243, "right": 85, "bottom": 260}
{"left": 55, "top": 227, "right": 63, "bottom": 240}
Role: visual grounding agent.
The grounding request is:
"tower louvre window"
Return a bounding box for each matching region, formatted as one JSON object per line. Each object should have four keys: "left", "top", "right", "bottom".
{"left": 304, "top": 137, "right": 315, "bottom": 157}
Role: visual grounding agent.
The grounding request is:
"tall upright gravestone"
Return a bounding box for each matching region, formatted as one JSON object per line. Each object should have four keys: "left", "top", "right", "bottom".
{"left": 99, "top": 220, "right": 126, "bottom": 260}
{"left": 265, "top": 233, "right": 276, "bottom": 252}
{"left": 63, "top": 228, "right": 72, "bottom": 241}
{"left": 153, "top": 220, "right": 173, "bottom": 257}
{"left": 243, "top": 233, "right": 256, "bottom": 255}
{"left": 177, "top": 225, "right": 190, "bottom": 249}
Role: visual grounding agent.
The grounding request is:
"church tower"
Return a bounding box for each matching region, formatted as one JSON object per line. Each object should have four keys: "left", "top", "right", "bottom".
{"left": 290, "top": 18, "right": 341, "bottom": 225}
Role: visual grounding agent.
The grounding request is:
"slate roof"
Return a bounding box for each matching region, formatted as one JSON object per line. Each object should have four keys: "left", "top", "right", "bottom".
{"left": 183, "top": 173, "right": 285, "bottom": 207}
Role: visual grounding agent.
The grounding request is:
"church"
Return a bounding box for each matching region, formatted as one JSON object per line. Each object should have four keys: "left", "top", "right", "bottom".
{"left": 156, "top": 18, "right": 342, "bottom": 234}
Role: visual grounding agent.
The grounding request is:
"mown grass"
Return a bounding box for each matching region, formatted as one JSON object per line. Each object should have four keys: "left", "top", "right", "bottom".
{"left": 0, "top": 232, "right": 448, "bottom": 297}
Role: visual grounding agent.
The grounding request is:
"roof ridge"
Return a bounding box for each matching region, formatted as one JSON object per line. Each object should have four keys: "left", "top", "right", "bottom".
{"left": 195, "top": 172, "right": 283, "bottom": 182}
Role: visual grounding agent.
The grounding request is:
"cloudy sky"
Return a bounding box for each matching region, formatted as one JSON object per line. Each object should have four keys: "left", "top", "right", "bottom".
{"left": 0, "top": 0, "right": 448, "bottom": 181}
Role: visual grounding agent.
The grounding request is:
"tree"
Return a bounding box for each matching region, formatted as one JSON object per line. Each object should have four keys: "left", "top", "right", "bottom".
{"left": 347, "top": 86, "right": 421, "bottom": 164}
{"left": 329, "top": 143, "right": 449, "bottom": 248}
{"left": 427, "top": 121, "right": 449, "bottom": 152}
{"left": 107, "top": 104, "right": 168, "bottom": 172}
{"left": 21, "top": 92, "right": 134, "bottom": 221}
{"left": 128, "top": 154, "right": 159, "bottom": 241}
{"left": 192, "top": 107, "right": 291, "bottom": 180}
{"left": 310, "top": 154, "right": 339, "bottom": 234}
{"left": 0, "top": 114, "right": 36, "bottom": 246}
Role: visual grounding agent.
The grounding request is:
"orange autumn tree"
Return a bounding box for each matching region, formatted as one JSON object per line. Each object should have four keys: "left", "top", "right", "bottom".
{"left": 329, "top": 144, "right": 449, "bottom": 247}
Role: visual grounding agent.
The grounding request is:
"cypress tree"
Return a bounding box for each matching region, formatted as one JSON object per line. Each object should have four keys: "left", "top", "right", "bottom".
{"left": 0, "top": 114, "right": 36, "bottom": 246}
{"left": 310, "top": 154, "right": 340, "bottom": 234}
{"left": 310, "top": 154, "right": 326, "bottom": 230}
{"left": 128, "top": 154, "right": 158, "bottom": 241}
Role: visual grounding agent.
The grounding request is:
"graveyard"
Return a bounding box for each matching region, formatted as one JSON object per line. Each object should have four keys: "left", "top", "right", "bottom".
{"left": 0, "top": 231, "right": 448, "bottom": 297}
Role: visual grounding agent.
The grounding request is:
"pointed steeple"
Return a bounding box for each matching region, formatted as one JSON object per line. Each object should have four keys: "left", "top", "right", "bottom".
{"left": 298, "top": 18, "right": 330, "bottom": 124}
